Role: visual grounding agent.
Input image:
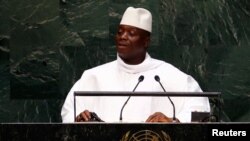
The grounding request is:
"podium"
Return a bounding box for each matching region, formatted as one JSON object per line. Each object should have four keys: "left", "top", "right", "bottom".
{"left": 1, "top": 123, "right": 249, "bottom": 141}
{"left": 2, "top": 92, "right": 249, "bottom": 140}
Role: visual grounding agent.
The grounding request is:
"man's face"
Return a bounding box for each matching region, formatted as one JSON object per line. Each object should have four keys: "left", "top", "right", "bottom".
{"left": 115, "top": 25, "right": 150, "bottom": 65}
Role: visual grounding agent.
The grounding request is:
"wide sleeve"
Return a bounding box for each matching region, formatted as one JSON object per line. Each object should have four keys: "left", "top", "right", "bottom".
{"left": 61, "top": 79, "right": 82, "bottom": 123}
{"left": 60, "top": 70, "right": 98, "bottom": 123}
{"left": 176, "top": 75, "right": 211, "bottom": 122}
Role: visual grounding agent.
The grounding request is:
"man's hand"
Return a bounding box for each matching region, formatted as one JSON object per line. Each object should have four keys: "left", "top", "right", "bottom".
{"left": 146, "top": 112, "right": 180, "bottom": 123}
{"left": 75, "top": 110, "right": 92, "bottom": 122}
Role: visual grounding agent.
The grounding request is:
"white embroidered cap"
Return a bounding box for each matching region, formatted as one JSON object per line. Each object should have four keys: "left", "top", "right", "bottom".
{"left": 120, "top": 7, "right": 152, "bottom": 32}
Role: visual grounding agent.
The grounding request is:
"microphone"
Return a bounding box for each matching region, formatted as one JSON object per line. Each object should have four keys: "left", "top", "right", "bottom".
{"left": 154, "top": 75, "right": 177, "bottom": 122}
{"left": 119, "top": 75, "right": 144, "bottom": 121}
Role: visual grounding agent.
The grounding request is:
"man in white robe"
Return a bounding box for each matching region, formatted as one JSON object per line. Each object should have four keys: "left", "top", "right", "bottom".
{"left": 61, "top": 7, "right": 210, "bottom": 123}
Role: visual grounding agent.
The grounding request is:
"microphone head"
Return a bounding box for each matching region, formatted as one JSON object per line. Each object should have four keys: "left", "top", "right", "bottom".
{"left": 154, "top": 75, "right": 160, "bottom": 82}
{"left": 138, "top": 75, "right": 144, "bottom": 82}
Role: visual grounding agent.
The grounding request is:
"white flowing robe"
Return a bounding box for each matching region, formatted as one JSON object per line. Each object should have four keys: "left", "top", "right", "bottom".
{"left": 61, "top": 53, "right": 210, "bottom": 123}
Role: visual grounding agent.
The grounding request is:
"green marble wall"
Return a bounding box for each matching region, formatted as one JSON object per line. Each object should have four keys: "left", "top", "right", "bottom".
{"left": 0, "top": 0, "right": 249, "bottom": 122}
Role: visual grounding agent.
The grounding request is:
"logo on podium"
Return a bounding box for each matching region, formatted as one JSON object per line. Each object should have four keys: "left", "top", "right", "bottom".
{"left": 120, "top": 130, "right": 171, "bottom": 141}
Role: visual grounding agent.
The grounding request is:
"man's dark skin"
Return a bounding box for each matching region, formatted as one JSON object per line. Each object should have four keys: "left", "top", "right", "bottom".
{"left": 75, "top": 25, "right": 179, "bottom": 123}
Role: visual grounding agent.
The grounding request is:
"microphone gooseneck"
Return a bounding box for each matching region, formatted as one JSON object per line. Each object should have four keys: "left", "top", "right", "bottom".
{"left": 119, "top": 75, "right": 144, "bottom": 121}
{"left": 154, "top": 75, "right": 177, "bottom": 121}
